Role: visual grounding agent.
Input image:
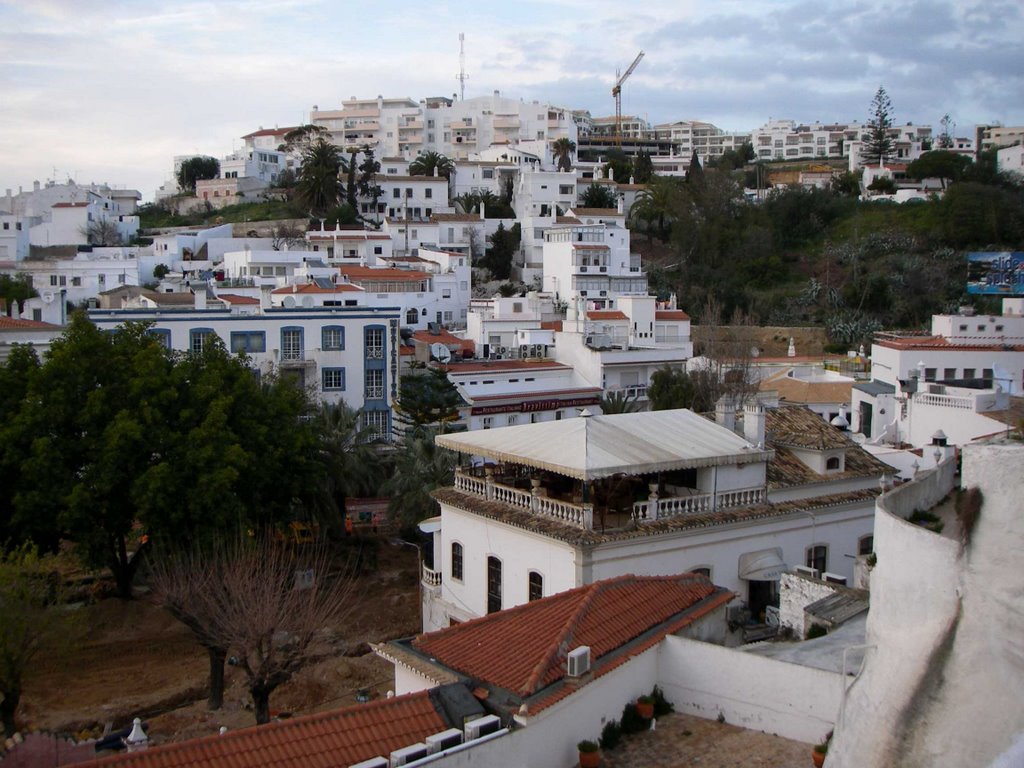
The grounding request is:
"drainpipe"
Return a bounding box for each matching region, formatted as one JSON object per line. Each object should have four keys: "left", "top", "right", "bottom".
{"left": 837, "top": 643, "right": 877, "bottom": 727}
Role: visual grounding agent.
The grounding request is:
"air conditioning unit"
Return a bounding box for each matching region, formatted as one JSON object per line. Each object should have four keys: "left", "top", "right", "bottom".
{"left": 500, "top": 346, "right": 508, "bottom": 355}
{"left": 520, "top": 345, "right": 529, "bottom": 358}
{"left": 464, "top": 714, "right": 501, "bottom": 741}
{"left": 389, "top": 743, "right": 429, "bottom": 765}
{"left": 823, "top": 572, "right": 847, "bottom": 586}
{"left": 536, "top": 346, "right": 546, "bottom": 358}
{"left": 426, "top": 728, "right": 463, "bottom": 754}
{"left": 529, "top": 344, "right": 538, "bottom": 357}
{"left": 349, "top": 758, "right": 388, "bottom": 768}
{"left": 567, "top": 645, "right": 591, "bottom": 677}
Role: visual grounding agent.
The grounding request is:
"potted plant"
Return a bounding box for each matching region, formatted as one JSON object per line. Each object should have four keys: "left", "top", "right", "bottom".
{"left": 812, "top": 730, "right": 832, "bottom": 767}
{"left": 577, "top": 739, "right": 601, "bottom": 768}
{"left": 636, "top": 694, "right": 655, "bottom": 720}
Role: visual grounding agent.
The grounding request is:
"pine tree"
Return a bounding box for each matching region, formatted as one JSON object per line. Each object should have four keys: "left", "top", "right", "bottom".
{"left": 862, "top": 86, "right": 895, "bottom": 167}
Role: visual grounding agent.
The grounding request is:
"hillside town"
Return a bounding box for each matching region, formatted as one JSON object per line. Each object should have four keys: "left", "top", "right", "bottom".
{"left": 2, "top": 14, "right": 1024, "bottom": 768}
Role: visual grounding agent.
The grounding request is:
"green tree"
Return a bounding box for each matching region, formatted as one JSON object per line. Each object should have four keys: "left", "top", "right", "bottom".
{"left": 153, "top": 263, "right": 170, "bottom": 279}
{"left": 481, "top": 222, "right": 521, "bottom": 279}
{"left": 346, "top": 150, "right": 358, "bottom": 210}
{"left": 0, "top": 274, "right": 37, "bottom": 317}
{"left": 356, "top": 145, "right": 383, "bottom": 223}
{"left": 603, "top": 155, "right": 632, "bottom": 184}
{"left": 600, "top": 390, "right": 642, "bottom": 414}
{"left": 647, "top": 366, "right": 699, "bottom": 411}
{"left": 830, "top": 170, "right": 863, "bottom": 198}
{"left": 629, "top": 176, "right": 681, "bottom": 241}
{"left": 632, "top": 150, "right": 654, "bottom": 183}
{"left": 0, "top": 544, "right": 78, "bottom": 736}
{"left": 382, "top": 427, "right": 456, "bottom": 531}
{"left": 176, "top": 156, "right": 220, "bottom": 194}
{"left": 409, "top": 151, "right": 454, "bottom": 179}
{"left": 862, "top": 86, "right": 895, "bottom": 167}
{"left": 552, "top": 137, "right": 576, "bottom": 172}
{"left": 580, "top": 183, "right": 618, "bottom": 209}
{"left": 296, "top": 138, "right": 345, "bottom": 217}
{"left": 393, "top": 369, "right": 464, "bottom": 434}
{"left": 278, "top": 124, "right": 330, "bottom": 154}
{"left": 907, "top": 150, "right": 972, "bottom": 189}
{"left": 867, "top": 176, "right": 897, "bottom": 194}
{"left": 937, "top": 114, "right": 954, "bottom": 150}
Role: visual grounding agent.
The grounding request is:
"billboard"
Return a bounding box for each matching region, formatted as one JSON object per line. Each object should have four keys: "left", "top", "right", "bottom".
{"left": 966, "top": 252, "right": 1024, "bottom": 296}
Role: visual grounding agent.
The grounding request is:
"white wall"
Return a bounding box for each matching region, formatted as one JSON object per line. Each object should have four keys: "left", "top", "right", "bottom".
{"left": 659, "top": 636, "right": 841, "bottom": 743}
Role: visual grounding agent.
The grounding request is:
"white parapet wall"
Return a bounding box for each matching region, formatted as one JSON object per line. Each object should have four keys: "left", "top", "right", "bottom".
{"left": 657, "top": 636, "right": 843, "bottom": 743}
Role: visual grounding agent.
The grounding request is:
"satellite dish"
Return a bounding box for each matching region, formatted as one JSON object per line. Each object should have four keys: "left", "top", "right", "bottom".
{"left": 430, "top": 342, "right": 452, "bottom": 363}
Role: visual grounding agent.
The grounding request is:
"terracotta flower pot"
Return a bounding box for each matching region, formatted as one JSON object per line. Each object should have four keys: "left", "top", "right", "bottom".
{"left": 579, "top": 749, "right": 601, "bottom": 768}
{"left": 812, "top": 748, "right": 826, "bottom": 767}
{"left": 636, "top": 699, "right": 655, "bottom": 719}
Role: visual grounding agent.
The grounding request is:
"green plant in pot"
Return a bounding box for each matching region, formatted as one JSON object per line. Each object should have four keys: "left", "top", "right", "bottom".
{"left": 812, "top": 729, "right": 832, "bottom": 767}
{"left": 636, "top": 694, "right": 655, "bottom": 720}
{"left": 578, "top": 739, "right": 601, "bottom": 768}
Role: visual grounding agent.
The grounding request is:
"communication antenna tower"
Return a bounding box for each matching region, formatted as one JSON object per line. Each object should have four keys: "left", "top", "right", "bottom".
{"left": 456, "top": 33, "right": 469, "bottom": 101}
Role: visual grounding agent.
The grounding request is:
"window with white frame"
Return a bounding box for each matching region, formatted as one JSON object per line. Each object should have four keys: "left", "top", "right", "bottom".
{"left": 281, "top": 328, "right": 303, "bottom": 360}
{"left": 806, "top": 545, "right": 827, "bottom": 574}
{"left": 365, "top": 327, "right": 385, "bottom": 359}
{"left": 190, "top": 328, "right": 216, "bottom": 354}
{"left": 362, "top": 409, "right": 389, "bottom": 440}
{"left": 322, "top": 326, "right": 345, "bottom": 351}
{"left": 322, "top": 368, "right": 345, "bottom": 390}
{"left": 365, "top": 369, "right": 384, "bottom": 399}
{"left": 528, "top": 571, "right": 543, "bottom": 601}
{"left": 451, "top": 542, "right": 463, "bottom": 581}
{"left": 230, "top": 331, "right": 266, "bottom": 354}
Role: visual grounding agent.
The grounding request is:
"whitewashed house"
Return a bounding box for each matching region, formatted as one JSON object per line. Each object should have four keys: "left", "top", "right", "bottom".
{"left": 419, "top": 406, "right": 885, "bottom": 632}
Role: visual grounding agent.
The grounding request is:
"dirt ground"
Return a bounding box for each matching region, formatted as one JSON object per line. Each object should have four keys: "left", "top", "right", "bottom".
{"left": 17, "top": 538, "right": 422, "bottom": 746}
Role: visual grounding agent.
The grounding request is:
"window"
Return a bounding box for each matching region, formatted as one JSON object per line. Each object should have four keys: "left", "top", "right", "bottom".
{"left": 362, "top": 409, "right": 389, "bottom": 440}
{"left": 442, "top": 288, "right": 451, "bottom": 298}
{"left": 451, "top": 543, "right": 463, "bottom": 581}
{"left": 944, "top": 368, "right": 957, "bottom": 380}
{"left": 691, "top": 567, "right": 712, "bottom": 578}
{"left": 365, "top": 369, "right": 384, "bottom": 399}
{"left": 149, "top": 328, "right": 171, "bottom": 349}
{"left": 393, "top": 188, "right": 401, "bottom": 199}
{"left": 559, "top": 185, "right": 573, "bottom": 195}
{"left": 487, "top": 556, "right": 502, "bottom": 614}
{"left": 983, "top": 368, "right": 994, "bottom": 380}
{"left": 826, "top": 456, "right": 841, "bottom": 471}
{"left": 230, "top": 331, "right": 266, "bottom": 354}
{"left": 190, "top": 328, "right": 216, "bottom": 354}
{"left": 322, "top": 368, "right": 345, "bottom": 390}
{"left": 365, "top": 327, "right": 385, "bottom": 359}
{"left": 481, "top": 416, "right": 493, "bottom": 429}
{"left": 322, "top": 326, "right": 345, "bottom": 351}
{"left": 528, "top": 571, "right": 543, "bottom": 602}
{"left": 959, "top": 324, "right": 968, "bottom": 331}
{"left": 858, "top": 535, "right": 874, "bottom": 556}
{"left": 924, "top": 368, "right": 936, "bottom": 381}
{"left": 406, "top": 308, "right": 419, "bottom": 324}
{"left": 995, "top": 325, "right": 1004, "bottom": 332}
{"left": 963, "top": 368, "right": 976, "bottom": 379}
{"left": 71, "top": 276, "right": 81, "bottom": 287}
{"left": 50, "top": 275, "right": 58, "bottom": 286}
{"left": 507, "top": 415, "right": 517, "bottom": 426}
{"left": 425, "top": 188, "right": 432, "bottom": 199}
{"left": 977, "top": 325, "right": 986, "bottom": 332}
{"left": 374, "top": 246, "right": 383, "bottom": 255}
{"left": 806, "top": 545, "right": 827, "bottom": 574}
{"left": 281, "top": 328, "right": 303, "bottom": 360}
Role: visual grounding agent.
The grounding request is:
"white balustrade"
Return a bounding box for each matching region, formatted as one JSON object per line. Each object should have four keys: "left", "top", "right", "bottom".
{"left": 916, "top": 393, "right": 973, "bottom": 410}
{"left": 716, "top": 487, "right": 766, "bottom": 509}
{"left": 421, "top": 566, "right": 442, "bottom": 588}
{"left": 492, "top": 483, "right": 532, "bottom": 509}
{"left": 452, "top": 471, "right": 593, "bottom": 529}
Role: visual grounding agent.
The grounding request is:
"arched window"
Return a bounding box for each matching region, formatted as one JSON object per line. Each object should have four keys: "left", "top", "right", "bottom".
{"left": 528, "top": 571, "right": 543, "bottom": 602}
{"left": 451, "top": 542, "right": 463, "bottom": 581}
{"left": 487, "top": 556, "right": 502, "bottom": 614}
{"left": 826, "top": 456, "right": 841, "bottom": 471}
{"left": 406, "top": 308, "right": 419, "bottom": 325}
{"left": 858, "top": 535, "right": 874, "bottom": 556}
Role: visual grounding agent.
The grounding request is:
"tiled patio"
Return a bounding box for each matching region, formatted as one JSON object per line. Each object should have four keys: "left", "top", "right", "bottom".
{"left": 598, "top": 712, "right": 814, "bottom": 768}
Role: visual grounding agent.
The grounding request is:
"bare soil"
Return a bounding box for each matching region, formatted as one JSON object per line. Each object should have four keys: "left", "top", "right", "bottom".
{"left": 18, "top": 539, "right": 422, "bottom": 746}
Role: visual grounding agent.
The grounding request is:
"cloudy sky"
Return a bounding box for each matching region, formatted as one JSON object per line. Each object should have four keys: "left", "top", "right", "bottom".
{"left": 2, "top": 0, "right": 1022, "bottom": 201}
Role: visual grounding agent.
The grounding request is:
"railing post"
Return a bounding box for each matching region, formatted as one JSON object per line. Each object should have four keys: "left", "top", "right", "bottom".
{"left": 583, "top": 505, "right": 593, "bottom": 530}
{"left": 484, "top": 467, "right": 495, "bottom": 501}
{"left": 531, "top": 477, "right": 540, "bottom": 513}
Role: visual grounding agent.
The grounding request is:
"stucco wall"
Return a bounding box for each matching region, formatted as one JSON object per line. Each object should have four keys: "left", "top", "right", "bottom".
{"left": 778, "top": 573, "right": 839, "bottom": 637}
{"left": 658, "top": 636, "right": 841, "bottom": 743}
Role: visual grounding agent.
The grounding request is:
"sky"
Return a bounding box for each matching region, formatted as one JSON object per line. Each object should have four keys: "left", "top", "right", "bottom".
{"left": 2, "top": 0, "right": 1023, "bottom": 202}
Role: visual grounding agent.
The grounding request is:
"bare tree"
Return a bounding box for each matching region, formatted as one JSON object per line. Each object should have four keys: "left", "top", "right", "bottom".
{"left": 152, "top": 540, "right": 357, "bottom": 724}
{"left": 79, "top": 217, "right": 123, "bottom": 246}
{"left": 270, "top": 224, "right": 306, "bottom": 251}
{"left": 692, "top": 296, "right": 759, "bottom": 410}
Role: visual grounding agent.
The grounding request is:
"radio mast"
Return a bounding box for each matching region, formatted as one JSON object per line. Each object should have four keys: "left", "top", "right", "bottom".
{"left": 456, "top": 33, "right": 469, "bottom": 101}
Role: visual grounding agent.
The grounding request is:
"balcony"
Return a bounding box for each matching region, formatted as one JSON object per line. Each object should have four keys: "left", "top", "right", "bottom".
{"left": 279, "top": 350, "right": 313, "bottom": 367}
{"left": 452, "top": 468, "right": 766, "bottom": 532}
{"left": 422, "top": 565, "right": 442, "bottom": 588}
{"left": 365, "top": 385, "right": 384, "bottom": 400}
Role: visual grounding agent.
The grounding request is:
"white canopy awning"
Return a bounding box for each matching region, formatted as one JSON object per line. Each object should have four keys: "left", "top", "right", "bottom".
{"left": 435, "top": 409, "right": 773, "bottom": 481}
{"left": 738, "top": 548, "right": 787, "bottom": 581}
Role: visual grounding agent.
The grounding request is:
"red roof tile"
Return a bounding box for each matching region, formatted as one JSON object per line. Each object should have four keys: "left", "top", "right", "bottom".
{"left": 216, "top": 293, "right": 260, "bottom": 305}
{"left": 876, "top": 336, "right": 1024, "bottom": 352}
{"left": 87, "top": 691, "right": 448, "bottom": 768}
{"left": 656, "top": 310, "right": 690, "bottom": 321}
{"left": 271, "top": 283, "right": 363, "bottom": 294}
{"left": 412, "top": 328, "right": 475, "bottom": 352}
{"left": 540, "top": 320, "right": 563, "bottom": 331}
{"left": 241, "top": 126, "right": 299, "bottom": 139}
{"left": 588, "top": 310, "right": 628, "bottom": 320}
{"left": 340, "top": 266, "right": 430, "bottom": 282}
{"left": 412, "top": 574, "right": 731, "bottom": 704}
{"left": 0, "top": 316, "right": 62, "bottom": 329}
{"left": 443, "top": 360, "right": 567, "bottom": 374}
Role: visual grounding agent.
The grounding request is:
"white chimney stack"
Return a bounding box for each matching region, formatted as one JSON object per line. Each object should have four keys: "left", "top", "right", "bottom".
{"left": 126, "top": 718, "right": 148, "bottom": 751}
{"left": 744, "top": 403, "right": 766, "bottom": 447}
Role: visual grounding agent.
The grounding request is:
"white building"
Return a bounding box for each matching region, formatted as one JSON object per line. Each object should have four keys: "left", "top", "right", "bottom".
{"left": 89, "top": 300, "right": 401, "bottom": 431}
{"left": 852, "top": 299, "right": 1024, "bottom": 447}
{"left": 541, "top": 220, "right": 643, "bottom": 308}
{"left": 18, "top": 247, "right": 142, "bottom": 307}
{"left": 420, "top": 406, "right": 885, "bottom": 632}
{"left": 0, "top": 212, "right": 29, "bottom": 262}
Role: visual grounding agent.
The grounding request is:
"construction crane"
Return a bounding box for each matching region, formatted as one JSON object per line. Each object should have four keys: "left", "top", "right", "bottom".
{"left": 612, "top": 50, "right": 644, "bottom": 146}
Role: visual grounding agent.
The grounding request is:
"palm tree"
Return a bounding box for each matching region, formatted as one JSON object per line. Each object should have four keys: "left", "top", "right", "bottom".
{"left": 630, "top": 176, "right": 682, "bottom": 242}
{"left": 381, "top": 427, "right": 456, "bottom": 532}
{"left": 409, "top": 151, "right": 454, "bottom": 179}
{"left": 295, "top": 137, "right": 345, "bottom": 217}
{"left": 600, "top": 390, "right": 643, "bottom": 414}
{"left": 552, "top": 137, "right": 576, "bottom": 172}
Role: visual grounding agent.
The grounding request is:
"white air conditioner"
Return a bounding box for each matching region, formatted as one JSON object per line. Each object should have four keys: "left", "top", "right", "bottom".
{"left": 349, "top": 758, "right": 388, "bottom": 768}
{"left": 567, "top": 645, "right": 591, "bottom": 677}
{"left": 464, "top": 714, "right": 501, "bottom": 741}
{"left": 500, "top": 346, "right": 508, "bottom": 355}
{"left": 390, "top": 743, "right": 429, "bottom": 766}
{"left": 519, "top": 345, "right": 528, "bottom": 358}
{"left": 426, "top": 728, "right": 463, "bottom": 754}
{"left": 529, "top": 344, "right": 538, "bottom": 357}
{"left": 823, "top": 572, "right": 847, "bottom": 586}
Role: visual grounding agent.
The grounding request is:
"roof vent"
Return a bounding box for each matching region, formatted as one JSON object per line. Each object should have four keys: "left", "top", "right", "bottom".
{"left": 567, "top": 645, "right": 591, "bottom": 677}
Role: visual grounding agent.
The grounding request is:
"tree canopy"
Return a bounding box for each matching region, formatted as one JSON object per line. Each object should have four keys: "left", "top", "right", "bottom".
{"left": 409, "top": 151, "right": 454, "bottom": 179}
{"left": 907, "top": 150, "right": 972, "bottom": 189}
{"left": 176, "top": 156, "right": 220, "bottom": 194}
{"left": 552, "top": 137, "right": 576, "bottom": 172}
{"left": 580, "top": 183, "right": 618, "bottom": 209}
{"left": 862, "top": 86, "right": 895, "bottom": 167}
{"left": 295, "top": 138, "right": 345, "bottom": 217}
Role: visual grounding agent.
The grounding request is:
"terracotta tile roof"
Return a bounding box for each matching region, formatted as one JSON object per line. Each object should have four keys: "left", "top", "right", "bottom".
{"left": 215, "top": 293, "right": 260, "bottom": 305}
{"left": 52, "top": 201, "right": 90, "bottom": 208}
{"left": 271, "top": 282, "right": 363, "bottom": 294}
{"left": 876, "top": 336, "right": 1024, "bottom": 352}
{"left": 767, "top": 444, "right": 889, "bottom": 489}
{"left": 760, "top": 371, "right": 852, "bottom": 405}
{"left": 442, "top": 359, "right": 568, "bottom": 374}
{"left": 468, "top": 386, "right": 603, "bottom": 403}
{"left": 588, "top": 310, "right": 628, "bottom": 321}
{"left": 556, "top": 216, "right": 581, "bottom": 224}
{"left": 412, "top": 328, "right": 475, "bottom": 352}
{"left": 765, "top": 405, "right": 852, "bottom": 450}
{"left": 241, "top": 126, "right": 299, "bottom": 139}
{"left": 340, "top": 266, "right": 430, "bottom": 282}
{"left": 655, "top": 310, "right": 690, "bottom": 321}
{"left": 430, "top": 213, "right": 482, "bottom": 222}
{"left": 408, "top": 574, "right": 732, "bottom": 710}
{"left": 306, "top": 232, "right": 392, "bottom": 241}
{"left": 0, "top": 316, "right": 62, "bottom": 329}
{"left": 431, "top": 486, "right": 880, "bottom": 547}
{"left": 87, "top": 690, "right": 449, "bottom": 768}
{"left": 571, "top": 208, "right": 621, "bottom": 216}
{"left": 148, "top": 293, "right": 197, "bottom": 306}
{"left": 540, "top": 320, "right": 563, "bottom": 331}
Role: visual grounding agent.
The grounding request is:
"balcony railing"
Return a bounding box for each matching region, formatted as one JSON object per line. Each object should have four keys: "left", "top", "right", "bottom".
{"left": 454, "top": 470, "right": 593, "bottom": 529}
{"left": 366, "top": 346, "right": 385, "bottom": 359}
{"left": 422, "top": 565, "right": 442, "bottom": 588}
{"left": 633, "top": 486, "right": 766, "bottom": 521}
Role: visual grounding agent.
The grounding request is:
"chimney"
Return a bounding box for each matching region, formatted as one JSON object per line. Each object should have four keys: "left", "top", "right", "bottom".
{"left": 787, "top": 337, "right": 796, "bottom": 357}
{"left": 616, "top": 196, "right": 624, "bottom": 215}
{"left": 434, "top": 166, "right": 439, "bottom": 177}
{"left": 33, "top": 180, "right": 40, "bottom": 192}
{"left": 715, "top": 396, "right": 735, "bottom": 431}
{"left": 194, "top": 287, "right": 207, "bottom": 310}
{"left": 743, "top": 403, "right": 766, "bottom": 447}
{"left": 479, "top": 202, "right": 486, "bottom": 220}
{"left": 608, "top": 167, "right": 615, "bottom": 182}
{"left": 125, "top": 718, "right": 148, "bottom": 752}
